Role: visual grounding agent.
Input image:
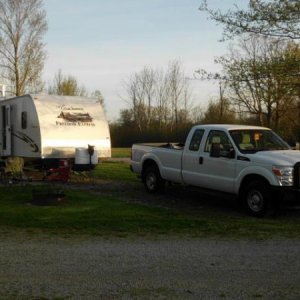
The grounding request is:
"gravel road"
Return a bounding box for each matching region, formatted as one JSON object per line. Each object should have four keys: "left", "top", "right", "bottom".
{"left": 1, "top": 233, "right": 300, "bottom": 300}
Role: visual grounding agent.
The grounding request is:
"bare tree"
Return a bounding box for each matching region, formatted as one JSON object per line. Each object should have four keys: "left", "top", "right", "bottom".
{"left": 0, "top": 0, "right": 47, "bottom": 95}
{"left": 190, "top": 106, "right": 204, "bottom": 124}
{"left": 202, "top": 97, "right": 237, "bottom": 124}
{"left": 166, "top": 60, "right": 191, "bottom": 133}
{"left": 48, "top": 69, "right": 87, "bottom": 96}
{"left": 124, "top": 72, "right": 146, "bottom": 133}
{"left": 155, "top": 69, "right": 169, "bottom": 129}
{"left": 123, "top": 61, "right": 193, "bottom": 135}
{"left": 91, "top": 89, "right": 105, "bottom": 111}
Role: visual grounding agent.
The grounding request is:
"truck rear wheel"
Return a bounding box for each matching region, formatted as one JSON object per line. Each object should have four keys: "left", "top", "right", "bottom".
{"left": 241, "top": 180, "right": 273, "bottom": 217}
{"left": 143, "top": 166, "right": 165, "bottom": 193}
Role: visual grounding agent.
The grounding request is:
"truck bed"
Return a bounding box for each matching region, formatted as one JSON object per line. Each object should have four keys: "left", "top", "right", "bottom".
{"left": 135, "top": 142, "right": 185, "bottom": 150}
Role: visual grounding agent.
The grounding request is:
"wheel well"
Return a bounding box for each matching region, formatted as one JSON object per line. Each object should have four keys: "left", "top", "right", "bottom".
{"left": 239, "top": 174, "right": 270, "bottom": 196}
{"left": 142, "top": 159, "right": 159, "bottom": 179}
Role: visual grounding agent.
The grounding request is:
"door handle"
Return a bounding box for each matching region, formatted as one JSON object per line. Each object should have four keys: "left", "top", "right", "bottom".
{"left": 199, "top": 157, "right": 203, "bottom": 164}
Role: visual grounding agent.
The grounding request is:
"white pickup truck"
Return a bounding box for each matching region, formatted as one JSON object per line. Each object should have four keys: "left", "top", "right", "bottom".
{"left": 131, "top": 124, "right": 300, "bottom": 216}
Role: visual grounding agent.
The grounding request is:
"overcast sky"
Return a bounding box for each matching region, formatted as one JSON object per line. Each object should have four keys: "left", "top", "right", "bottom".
{"left": 43, "top": 0, "right": 245, "bottom": 121}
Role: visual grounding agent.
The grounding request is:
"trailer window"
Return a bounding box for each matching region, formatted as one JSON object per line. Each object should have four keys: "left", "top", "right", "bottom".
{"left": 21, "top": 111, "right": 27, "bottom": 129}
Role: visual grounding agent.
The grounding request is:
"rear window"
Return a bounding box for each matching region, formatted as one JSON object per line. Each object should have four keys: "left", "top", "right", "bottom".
{"left": 189, "top": 129, "right": 204, "bottom": 151}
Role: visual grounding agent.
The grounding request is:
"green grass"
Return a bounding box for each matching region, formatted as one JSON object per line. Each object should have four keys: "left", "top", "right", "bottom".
{"left": 0, "top": 183, "right": 300, "bottom": 239}
{"left": 1, "top": 162, "right": 300, "bottom": 239}
{"left": 71, "top": 161, "right": 137, "bottom": 183}
{"left": 90, "top": 161, "right": 138, "bottom": 182}
{"left": 111, "top": 147, "right": 131, "bottom": 158}
{"left": 0, "top": 186, "right": 207, "bottom": 235}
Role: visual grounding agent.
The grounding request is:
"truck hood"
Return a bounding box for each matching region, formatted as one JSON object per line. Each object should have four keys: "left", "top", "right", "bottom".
{"left": 246, "top": 150, "right": 300, "bottom": 166}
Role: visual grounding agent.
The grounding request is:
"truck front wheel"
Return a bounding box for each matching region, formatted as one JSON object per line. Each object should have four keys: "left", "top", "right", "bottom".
{"left": 241, "top": 180, "right": 273, "bottom": 217}
{"left": 143, "top": 166, "right": 165, "bottom": 193}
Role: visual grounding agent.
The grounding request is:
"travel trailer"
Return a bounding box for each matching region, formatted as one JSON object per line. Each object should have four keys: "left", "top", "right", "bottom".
{"left": 0, "top": 94, "right": 111, "bottom": 168}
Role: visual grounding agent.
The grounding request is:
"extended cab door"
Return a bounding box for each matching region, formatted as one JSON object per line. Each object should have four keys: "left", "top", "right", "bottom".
{"left": 181, "top": 128, "right": 205, "bottom": 184}
{"left": 1, "top": 105, "right": 11, "bottom": 156}
{"left": 182, "top": 129, "right": 236, "bottom": 193}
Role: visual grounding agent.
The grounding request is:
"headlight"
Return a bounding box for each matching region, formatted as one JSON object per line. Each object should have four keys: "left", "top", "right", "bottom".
{"left": 272, "top": 166, "right": 294, "bottom": 186}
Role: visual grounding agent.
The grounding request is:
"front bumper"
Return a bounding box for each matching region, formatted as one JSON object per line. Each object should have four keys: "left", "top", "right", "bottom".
{"left": 271, "top": 186, "right": 300, "bottom": 203}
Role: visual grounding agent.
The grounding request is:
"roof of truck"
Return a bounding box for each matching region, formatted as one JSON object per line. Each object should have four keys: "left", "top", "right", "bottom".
{"left": 194, "top": 124, "right": 271, "bottom": 131}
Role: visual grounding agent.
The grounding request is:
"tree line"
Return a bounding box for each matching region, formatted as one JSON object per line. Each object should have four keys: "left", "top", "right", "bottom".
{"left": 111, "top": 39, "right": 300, "bottom": 147}
{"left": 111, "top": 1, "right": 300, "bottom": 146}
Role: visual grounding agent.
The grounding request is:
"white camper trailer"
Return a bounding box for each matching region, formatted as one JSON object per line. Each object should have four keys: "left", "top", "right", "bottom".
{"left": 0, "top": 94, "right": 111, "bottom": 168}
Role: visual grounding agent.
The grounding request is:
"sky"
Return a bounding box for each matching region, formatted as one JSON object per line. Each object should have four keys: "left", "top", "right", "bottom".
{"left": 43, "top": 0, "right": 245, "bottom": 121}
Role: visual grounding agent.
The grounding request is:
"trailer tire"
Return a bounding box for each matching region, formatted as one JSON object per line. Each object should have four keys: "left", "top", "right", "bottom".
{"left": 143, "top": 165, "right": 165, "bottom": 194}
{"left": 241, "top": 180, "right": 273, "bottom": 217}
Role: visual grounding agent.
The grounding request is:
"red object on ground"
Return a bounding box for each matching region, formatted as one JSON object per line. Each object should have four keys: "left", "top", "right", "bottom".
{"left": 44, "top": 159, "right": 71, "bottom": 182}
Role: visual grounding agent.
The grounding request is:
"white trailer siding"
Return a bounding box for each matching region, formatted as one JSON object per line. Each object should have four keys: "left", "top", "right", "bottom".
{"left": 0, "top": 94, "right": 111, "bottom": 159}
{"left": 33, "top": 95, "right": 111, "bottom": 158}
{"left": 1, "top": 95, "right": 41, "bottom": 157}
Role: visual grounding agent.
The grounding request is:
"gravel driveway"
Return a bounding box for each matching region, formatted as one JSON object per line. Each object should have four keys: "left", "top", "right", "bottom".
{"left": 1, "top": 232, "right": 300, "bottom": 300}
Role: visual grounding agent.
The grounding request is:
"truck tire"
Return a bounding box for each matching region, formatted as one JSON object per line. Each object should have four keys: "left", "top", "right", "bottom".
{"left": 241, "top": 180, "right": 273, "bottom": 217}
{"left": 143, "top": 166, "right": 165, "bottom": 194}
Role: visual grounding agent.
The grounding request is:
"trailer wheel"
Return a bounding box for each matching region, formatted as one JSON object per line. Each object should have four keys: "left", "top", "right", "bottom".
{"left": 143, "top": 165, "right": 165, "bottom": 193}
{"left": 241, "top": 180, "right": 273, "bottom": 217}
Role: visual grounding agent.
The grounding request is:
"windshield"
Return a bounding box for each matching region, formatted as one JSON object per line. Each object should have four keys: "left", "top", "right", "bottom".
{"left": 229, "top": 129, "right": 290, "bottom": 153}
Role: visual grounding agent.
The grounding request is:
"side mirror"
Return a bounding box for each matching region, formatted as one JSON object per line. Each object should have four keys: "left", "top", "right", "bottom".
{"left": 210, "top": 143, "right": 220, "bottom": 157}
{"left": 228, "top": 149, "right": 236, "bottom": 159}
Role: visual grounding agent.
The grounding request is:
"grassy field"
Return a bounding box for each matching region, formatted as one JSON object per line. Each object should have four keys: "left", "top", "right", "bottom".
{"left": 0, "top": 185, "right": 202, "bottom": 235}
{"left": 111, "top": 147, "right": 131, "bottom": 158}
{"left": 70, "top": 160, "right": 137, "bottom": 182}
{"left": 0, "top": 160, "right": 300, "bottom": 239}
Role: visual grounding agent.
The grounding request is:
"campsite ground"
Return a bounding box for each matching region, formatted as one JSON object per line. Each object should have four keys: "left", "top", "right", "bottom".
{"left": 1, "top": 157, "right": 300, "bottom": 299}
{"left": 1, "top": 230, "right": 300, "bottom": 299}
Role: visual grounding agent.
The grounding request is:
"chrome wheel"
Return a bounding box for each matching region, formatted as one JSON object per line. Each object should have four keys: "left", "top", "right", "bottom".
{"left": 143, "top": 165, "right": 165, "bottom": 193}
{"left": 145, "top": 172, "right": 157, "bottom": 192}
{"left": 247, "top": 189, "right": 264, "bottom": 213}
{"left": 241, "top": 180, "right": 272, "bottom": 217}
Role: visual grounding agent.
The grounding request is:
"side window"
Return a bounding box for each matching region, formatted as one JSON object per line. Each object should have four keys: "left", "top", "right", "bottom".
{"left": 189, "top": 129, "right": 204, "bottom": 151}
{"left": 205, "top": 130, "right": 233, "bottom": 156}
{"left": 21, "top": 111, "right": 27, "bottom": 129}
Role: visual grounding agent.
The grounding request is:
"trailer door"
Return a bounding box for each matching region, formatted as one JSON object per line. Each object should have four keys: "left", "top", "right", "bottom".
{"left": 1, "top": 105, "right": 11, "bottom": 156}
